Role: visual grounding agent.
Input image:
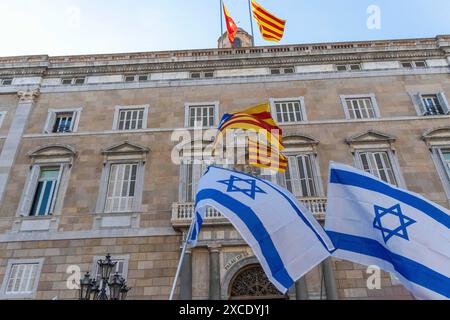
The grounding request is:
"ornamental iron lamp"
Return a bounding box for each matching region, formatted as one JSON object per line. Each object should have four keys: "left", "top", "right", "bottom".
{"left": 79, "top": 254, "right": 131, "bottom": 300}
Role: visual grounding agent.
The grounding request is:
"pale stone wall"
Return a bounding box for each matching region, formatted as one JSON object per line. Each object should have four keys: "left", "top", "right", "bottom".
{"left": 0, "top": 94, "right": 18, "bottom": 136}
{"left": 0, "top": 36, "right": 449, "bottom": 300}
{"left": 0, "top": 236, "right": 181, "bottom": 300}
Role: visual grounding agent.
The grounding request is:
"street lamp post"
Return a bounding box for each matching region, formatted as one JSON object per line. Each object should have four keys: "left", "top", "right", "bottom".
{"left": 79, "top": 254, "right": 131, "bottom": 300}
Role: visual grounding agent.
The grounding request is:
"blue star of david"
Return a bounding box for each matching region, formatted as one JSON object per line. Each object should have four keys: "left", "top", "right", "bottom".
{"left": 373, "top": 204, "right": 416, "bottom": 244}
{"left": 217, "top": 175, "right": 266, "bottom": 200}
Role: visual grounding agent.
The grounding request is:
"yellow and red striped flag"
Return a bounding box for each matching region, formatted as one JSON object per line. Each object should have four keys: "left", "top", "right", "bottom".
{"left": 249, "top": 139, "right": 288, "bottom": 172}
{"left": 213, "top": 104, "right": 287, "bottom": 173}
{"left": 223, "top": 2, "right": 238, "bottom": 45}
{"left": 251, "top": 0, "right": 286, "bottom": 42}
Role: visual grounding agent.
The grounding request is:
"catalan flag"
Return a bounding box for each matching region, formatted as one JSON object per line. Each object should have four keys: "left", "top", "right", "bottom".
{"left": 213, "top": 104, "right": 287, "bottom": 172}
{"left": 223, "top": 2, "right": 238, "bottom": 45}
{"left": 251, "top": 0, "right": 286, "bottom": 42}
{"left": 248, "top": 139, "right": 288, "bottom": 172}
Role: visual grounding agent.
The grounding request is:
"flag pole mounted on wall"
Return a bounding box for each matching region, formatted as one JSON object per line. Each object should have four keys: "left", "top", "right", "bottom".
{"left": 248, "top": 0, "right": 255, "bottom": 46}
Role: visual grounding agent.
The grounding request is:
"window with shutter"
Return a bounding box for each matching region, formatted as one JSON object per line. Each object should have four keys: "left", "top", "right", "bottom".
{"left": 0, "top": 259, "right": 44, "bottom": 298}
{"left": 29, "top": 167, "right": 63, "bottom": 217}
{"left": 421, "top": 94, "right": 445, "bottom": 116}
{"left": 358, "top": 151, "right": 397, "bottom": 186}
{"left": 188, "top": 105, "right": 216, "bottom": 127}
{"left": 5, "top": 263, "right": 38, "bottom": 294}
{"left": 283, "top": 154, "right": 318, "bottom": 197}
{"left": 104, "top": 163, "right": 138, "bottom": 213}
{"left": 439, "top": 149, "right": 450, "bottom": 180}
{"left": 345, "top": 97, "right": 377, "bottom": 119}
{"left": 273, "top": 100, "right": 304, "bottom": 124}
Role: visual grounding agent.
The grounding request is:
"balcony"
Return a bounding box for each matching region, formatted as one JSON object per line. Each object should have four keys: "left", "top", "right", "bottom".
{"left": 171, "top": 197, "right": 327, "bottom": 228}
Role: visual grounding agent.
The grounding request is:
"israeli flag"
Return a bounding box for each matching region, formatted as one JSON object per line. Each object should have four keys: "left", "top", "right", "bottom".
{"left": 325, "top": 163, "right": 450, "bottom": 300}
{"left": 189, "top": 166, "right": 334, "bottom": 293}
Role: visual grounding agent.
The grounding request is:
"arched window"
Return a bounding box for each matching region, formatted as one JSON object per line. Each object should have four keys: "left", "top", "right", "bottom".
{"left": 229, "top": 264, "right": 286, "bottom": 300}
{"left": 232, "top": 37, "right": 242, "bottom": 48}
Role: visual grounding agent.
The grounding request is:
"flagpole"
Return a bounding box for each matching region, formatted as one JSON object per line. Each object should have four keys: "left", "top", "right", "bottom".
{"left": 220, "top": 0, "right": 224, "bottom": 48}
{"left": 248, "top": 0, "right": 255, "bottom": 46}
{"left": 169, "top": 216, "right": 196, "bottom": 300}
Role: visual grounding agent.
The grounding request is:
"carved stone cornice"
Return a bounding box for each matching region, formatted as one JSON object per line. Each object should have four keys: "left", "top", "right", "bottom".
{"left": 17, "top": 89, "right": 40, "bottom": 103}
{"left": 0, "top": 35, "right": 449, "bottom": 77}
{"left": 40, "top": 49, "right": 446, "bottom": 77}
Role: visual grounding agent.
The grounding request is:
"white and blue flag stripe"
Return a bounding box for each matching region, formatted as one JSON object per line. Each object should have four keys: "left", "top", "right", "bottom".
{"left": 325, "top": 163, "right": 450, "bottom": 300}
{"left": 191, "top": 166, "right": 334, "bottom": 293}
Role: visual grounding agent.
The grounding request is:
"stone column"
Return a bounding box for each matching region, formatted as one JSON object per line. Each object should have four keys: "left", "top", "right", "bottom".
{"left": 209, "top": 246, "right": 221, "bottom": 300}
{"left": 295, "top": 277, "right": 309, "bottom": 300}
{"left": 179, "top": 249, "right": 192, "bottom": 300}
{"left": 0, "top": 89, "right": 40, "bottom": 204}
{"left": 322, "top": 257, "right": 339, "bottom": 300}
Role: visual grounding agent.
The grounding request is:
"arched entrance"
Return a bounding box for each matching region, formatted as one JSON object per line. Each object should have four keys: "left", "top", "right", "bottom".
{"left": 228, "top": 264, "right": 287, "bottom": 300}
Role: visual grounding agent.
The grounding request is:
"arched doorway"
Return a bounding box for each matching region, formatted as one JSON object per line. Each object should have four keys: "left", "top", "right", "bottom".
{"left": 228, "top": 264, "right": 288, "bottom": 300}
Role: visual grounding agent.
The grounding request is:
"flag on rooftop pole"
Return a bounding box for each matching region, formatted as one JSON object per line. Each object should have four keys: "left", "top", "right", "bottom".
{"left": 223, "top": 2, "right": 238, "bottom": 46}
{"left": 325, "top": 162, "right": 450, "bottom": 300}
{"left": 251, "top": 0, "right": 286, "bottom": 42}
{"left": 189, "top": 166, "right": 335, "bottom": 293}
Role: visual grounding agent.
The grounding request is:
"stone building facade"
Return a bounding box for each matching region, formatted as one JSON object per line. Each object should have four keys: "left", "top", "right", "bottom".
{"left": 0, "top": 33, "right": 450, "bottom": 300}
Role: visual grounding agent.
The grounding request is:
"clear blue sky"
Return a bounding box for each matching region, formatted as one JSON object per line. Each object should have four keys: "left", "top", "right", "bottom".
{"left": 1, "top": 0, "right": 450, "bottom": 56}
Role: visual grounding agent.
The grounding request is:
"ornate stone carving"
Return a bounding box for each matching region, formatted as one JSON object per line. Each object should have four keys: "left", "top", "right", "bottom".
{"left": 17, "top": 89, "right": 40, "bottom": 102}
{"left": 230, "top": 265, "right": 284, "bottom": 298}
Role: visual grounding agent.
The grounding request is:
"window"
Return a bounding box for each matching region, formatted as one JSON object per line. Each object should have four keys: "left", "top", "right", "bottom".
{"left": 430, "top": 146, "right": 450, "bottom": 200}
{"left": 185, "top": 103, "right": 218, "bottom": 127}
{"left": 1, "top": 78, "right": 13, "bottom": 86}
{"left": 118, "top": 109, "right": 144, "bottom": 130}
{"left": 179, "top": 162, "right": 208, "bottom": 202}
{"left": 91, "top": 256, "right": 129, "bottom": 296}
{"left": 44, "top": 108, "right": 81, "bottom": 134}
{"left": 232, "top": 38, "right": 242, "bottom": 48}
{"left": 96, "top": 142, "right": 147, "bottom": 215}
{"left": 190, "top": 71, "right": 215, "bottom": 79}
{"left": 124, "top": 75, "right": 149, "bottom": 82}
{"left": 270, "top": 67, "right": 295, "bottom": 75}
{"left": 113, "top": 105, "right": 149, "bottom": 131}
{"left": 412, "top": 92, "right": 450, "bottom": 116}
{"left": 358, "top": 151, "right": 397, "bottom": 186}
{"left": 29, "top": 167, "right": 62, "bottom": 217}
{"left": 282, "top": 154, "right": 318, "bottom": 197}
{"left": 53, "top": 113, "right": 74, "bottom": 133}
{"left": 440, "top": 150, "right": 450, "bottom": 177}
{"left": 61, "top": 77, "right": 86, "bottom": 85}
{"left": 104, "top": 163, "right": 138, "bottom": 213}
{"left": 271, "top": 98, "right": 307, "bottom": 124}
{"left": 93, "top": 256, "right": 129, "bottom": 282}
{"left": 341, "top": 95, "right": 380, "bottom": 120}
{"left": 402, "top": 61, "right": 427, "bottom": 69}
{"left": 336, "top": 64, "right": 361, "bottom": 71}
{"left": 422, "top": 94, "right": 446, "bottom": 116}
{"left": 0, "top": 259, "right": 44, "bottom": 299}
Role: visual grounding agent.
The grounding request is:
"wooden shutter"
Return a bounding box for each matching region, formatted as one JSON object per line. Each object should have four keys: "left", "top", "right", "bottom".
{"left": 18, "top": 166, "right": 40, "bottom": 216}
{"left": 276, "top": 172, "right": 287, "bottom": 188}
{"left": 179, "top": 163, "right": 188, "bottom": 202}
{"left": 412, "top": 93, "right": 426, "bottom": 115}
{"left": 44, "top": 111, "right": 56, "bottom": 133}
{"left": 287, "top": 156, "right": 302, "bottom": 197}
{"left": 437, "top": 92, "right": 450, "bottom": 114}
{"left": 192, "top": 163, "right": 203, "bottom": 201}
{"left": 49, "top": 165, "right": 64, "bottom": 214}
